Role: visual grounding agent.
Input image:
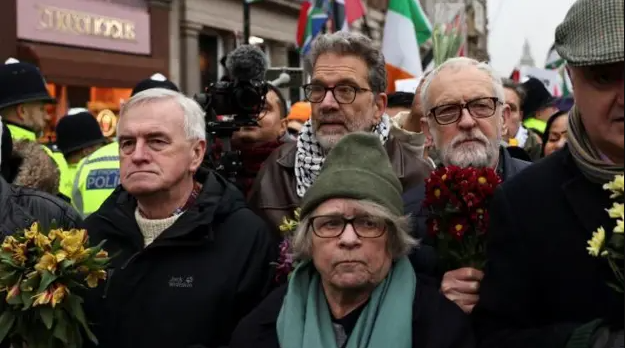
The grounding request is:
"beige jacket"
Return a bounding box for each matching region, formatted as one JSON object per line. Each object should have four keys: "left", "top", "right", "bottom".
{"left": 391, "top": 111, "right": 436, "bottom": 167}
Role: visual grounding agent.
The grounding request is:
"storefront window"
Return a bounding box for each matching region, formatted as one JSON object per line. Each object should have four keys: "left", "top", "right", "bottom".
{"left": 200, "top": 34, "right": 219, "bottom": 88}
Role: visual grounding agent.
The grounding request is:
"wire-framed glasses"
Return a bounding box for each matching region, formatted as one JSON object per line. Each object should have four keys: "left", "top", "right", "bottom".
{"left": 429, "top": 97, "right": 502, "bottom": 125}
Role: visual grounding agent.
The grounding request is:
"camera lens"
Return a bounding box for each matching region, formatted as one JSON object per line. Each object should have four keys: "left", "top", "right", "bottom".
{"left": 236, "top": 86, "right": 262, "bottom": 113}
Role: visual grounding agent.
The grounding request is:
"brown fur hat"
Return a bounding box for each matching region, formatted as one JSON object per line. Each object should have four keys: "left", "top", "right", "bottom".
{"left": 10, "top": 140, "right": 60, "bottom": 195}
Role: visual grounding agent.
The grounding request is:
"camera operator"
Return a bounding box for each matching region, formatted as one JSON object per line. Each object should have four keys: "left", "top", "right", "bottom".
{"left": 220, "top": 84, "right": 293, "bottom": 197}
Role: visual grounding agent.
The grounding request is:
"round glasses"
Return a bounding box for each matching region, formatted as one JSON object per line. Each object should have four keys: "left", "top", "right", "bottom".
{"left": 429, "top": 97, "right": 501, "bottom": 125}
{"left": 309, "top": 215, "right": 387, "bottom": 238}
{"left": 302, "top": 84, "right": 371, "bottom": 104}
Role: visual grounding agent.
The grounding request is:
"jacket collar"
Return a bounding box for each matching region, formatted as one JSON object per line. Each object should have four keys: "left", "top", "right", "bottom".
{"left": 276, "top": 135, "right": 407, "bottom": 179}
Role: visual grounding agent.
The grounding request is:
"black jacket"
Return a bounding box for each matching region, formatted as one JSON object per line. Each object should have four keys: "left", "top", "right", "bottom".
{"left": 0, "top": 176, "right": 81, "bottom": 235}
{"left": 472, "top": 146, "right": 624, "bottom": 348}
{"left": 402, "top": 147, "right": 531, "bottom": 276}
{"left": 82, "top": 170, "right": 277, "bottom": 348}
{"left": 229, "top": 279, "right": 475, "bottom": 348}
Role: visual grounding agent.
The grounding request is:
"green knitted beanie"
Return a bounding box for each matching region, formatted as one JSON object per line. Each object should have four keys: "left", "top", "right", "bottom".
{"left": 300, "top": 132, "right": 403, "bottom": 218}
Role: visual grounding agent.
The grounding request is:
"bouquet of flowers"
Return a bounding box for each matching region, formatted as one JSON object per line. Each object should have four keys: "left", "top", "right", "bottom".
{"left": 422, "top": 166, "right": 502, "bottom": 271}
{"left": 0, "top": 222, "right": 111, "bottom": 348}
{"left": 586, "top": 174, "right": 624, "bottom": 293}
{"left": 431, "top": 2, "right": 466, "bottom": 67}
{"left": 272, "top": 209, "right": 301, "bottom": 283}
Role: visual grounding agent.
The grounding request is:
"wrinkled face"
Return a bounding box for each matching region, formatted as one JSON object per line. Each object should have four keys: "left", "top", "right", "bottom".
{"left": 311, "top": 199, "right": 391, "bottom": 291}
{"left": 424, "top": 66, "right": 507, "bottom": 168}
{"left": 232, "top": 89, "right": 286, "bottom": 145}
{"left": 544, "top": 114, "right": 569, "bottom": 157}
{"left": 118, "top": 99, "right": 205, "bottom": 196}
{"left": 503, "top": 88, "right": 523, "bottom": 138}
{"left": 569, "top": 63, "right": 624, "bottom": 164}
{"left": 310, "top": 53, "right": 386, "bottom": 152}
{"left": 19, "top": 102, "right": 49, "bottom": 134}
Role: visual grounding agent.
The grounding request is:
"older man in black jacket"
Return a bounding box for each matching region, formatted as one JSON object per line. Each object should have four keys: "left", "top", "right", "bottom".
{"left": 82, "top": 88, "right": 276, "bottom": 348}
{"left": 473, "top": 0, "right": 624, "bottom": 347}
{"left": 402, "top": 57, "right": 530, "bottom": 313}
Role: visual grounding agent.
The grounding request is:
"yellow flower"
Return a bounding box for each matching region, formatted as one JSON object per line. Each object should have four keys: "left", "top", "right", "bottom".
{"left": 587, "top": 227, "right": 607, "bottom": 257}
{"left": 85, "top": 270, "right": 107, "bottom": 288}
{"left": 74, "top": 248, "right": 92, "bottom": 262}
{"left": 34, "top": 233, "right": 51, "bottom": 250}
{"left": 34, "top": 252, "right": 58, "bottom": 273}
{"left": 61, "top": 229, "right": 87, "bottom": 257}
{"left": 51, "top": 284, "right": 68, "bottom": 307}
{"left": 12, "top": 244, "right": 28, "bottom": 266}
{"left": 47, "top": 229, "right": 65, "bottom": 241}
{"left": 478, "top": 176, "right": 487, "bottom": 185}
{"left": 607, "top": 203, "right": 624, "bottom": 220}
{"left": 615, "top": 219, "right": 624, "bottom": 234}
{"left": 32, "top": 290, "right": 53, "bottom": 307}
{"left": 604, "top": 175, "right": 624, "bottom": 198}
{"left": 55, "top": 250, "right": 67, "bottom": 263}
{"left": 5, "top": 284, "right": 20, "bottom": 301}
{"left": 95, "top": 250, "right": 109, "bottom": 259}
{"left": 2, "top": 236, "right": 18, "bottom": 252}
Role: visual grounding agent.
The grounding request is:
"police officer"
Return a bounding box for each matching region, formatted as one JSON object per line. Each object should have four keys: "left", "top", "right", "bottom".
{"left": 55, "top": 108, "right": 108, "bottom": 199}
{"left": 0, "top": 58, "right": 69, "bottom": 194}
{"left": 72, "top": 73, "right": 180, "bottom": 216}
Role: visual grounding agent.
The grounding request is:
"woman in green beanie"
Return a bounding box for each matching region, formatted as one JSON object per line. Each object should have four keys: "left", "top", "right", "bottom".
{"left": 230, "top": 132, "right": 474, "bottom": 348}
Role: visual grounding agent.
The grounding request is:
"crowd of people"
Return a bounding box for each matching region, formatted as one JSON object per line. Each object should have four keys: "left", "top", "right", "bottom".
{"left": 0, "top": 0, "right": 623, "bottom": 347}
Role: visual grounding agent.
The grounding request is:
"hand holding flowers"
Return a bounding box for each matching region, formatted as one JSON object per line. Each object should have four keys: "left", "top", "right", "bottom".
{"left": 0, "top": 222, "right": 111, "bottom": 348}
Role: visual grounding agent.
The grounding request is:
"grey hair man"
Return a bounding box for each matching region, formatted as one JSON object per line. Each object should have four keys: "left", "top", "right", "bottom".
{"left": 249, "top": 31, "right": 432, "bottom": 237}
{"left": 229, "top": 132, "right": 474, "bottom": 348}
{"left": 81, "top": 88, "right": 276, "bottom": 348}
{"left": 402, "top": 57, "right": 530, "bottom": 314}
{"left": 473, "top": 0, "right": 623, "bottom": 346}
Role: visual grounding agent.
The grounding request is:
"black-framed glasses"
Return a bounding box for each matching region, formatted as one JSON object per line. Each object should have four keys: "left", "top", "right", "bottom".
{"left": 429, "top": 97, "right": 502, "bottom": 125}
{"left": 309, "top": 215, "right": 387, "bottom": 239}
{"left": 302, "top": 84, "right": 372, "bottom": 104}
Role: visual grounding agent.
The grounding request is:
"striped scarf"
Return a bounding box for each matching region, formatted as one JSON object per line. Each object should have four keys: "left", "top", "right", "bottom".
{"left": 567, "top": 106, "right": 624, "bottom": 184}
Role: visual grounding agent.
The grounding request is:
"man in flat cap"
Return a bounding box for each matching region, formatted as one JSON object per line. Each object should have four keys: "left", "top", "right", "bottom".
{"left": 473, "top": 0, "right": 623, "bottom": 347}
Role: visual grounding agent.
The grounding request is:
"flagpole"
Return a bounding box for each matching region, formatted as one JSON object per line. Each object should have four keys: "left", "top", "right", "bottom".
{"left": 332, "top": 0, "right": 340, "bottom": 32}
{"left": 243, "top": 0, "right": 251, "bottom": 45}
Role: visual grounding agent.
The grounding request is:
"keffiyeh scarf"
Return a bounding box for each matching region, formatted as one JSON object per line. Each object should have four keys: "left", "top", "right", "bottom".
{"left": 294, "top": 115, "right": 391, "bottom": 197}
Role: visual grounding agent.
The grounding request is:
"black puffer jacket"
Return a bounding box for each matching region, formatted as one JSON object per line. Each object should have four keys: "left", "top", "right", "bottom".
{"left": 0, "top": 176, "right": 81, "bottom": 236}
{"left": 82, "top": 169, "right": 277, "bottom": 348}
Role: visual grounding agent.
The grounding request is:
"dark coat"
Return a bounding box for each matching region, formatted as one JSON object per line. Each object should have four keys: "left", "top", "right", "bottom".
{"left": 229, "top": 277, "right": 475, "bottom": 348}
{"left": 402, "top": 147, "right": 531, "bottom": 276}
{"left": 472, "top": 146, "right": 624, "bottom": 348}
{"left": 82, "top": 170, "right": 277, "bottom": 348}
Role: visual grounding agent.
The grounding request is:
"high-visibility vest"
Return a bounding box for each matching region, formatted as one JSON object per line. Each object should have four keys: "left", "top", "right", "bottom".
{"left": 523, "top": 118, "right": 547, "bottom": 135}
{"left": 6, "top": 124, "right": 69, "bottom": 194}
{"left": 60, "top": 163, "right": 78, "bottom": 199}
{"left": 72, "top": 141, "right": 120, "bottom": 216}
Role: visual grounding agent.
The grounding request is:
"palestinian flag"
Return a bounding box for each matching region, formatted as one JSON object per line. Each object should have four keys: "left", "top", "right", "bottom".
{"left": 545, "top": 44, "right": 565, "bottom": 70}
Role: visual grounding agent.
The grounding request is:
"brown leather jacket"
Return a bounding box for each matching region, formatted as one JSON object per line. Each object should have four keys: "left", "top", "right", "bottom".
{"left": 248, "top": 135, "right": 433, "bottom": 238}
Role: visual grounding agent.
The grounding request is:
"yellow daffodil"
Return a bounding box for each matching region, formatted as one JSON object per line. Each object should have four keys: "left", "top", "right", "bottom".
{"left": 32, "top": 290, "right": 53, "bottom": 307}
{"left": 587, "top": 227, "right": 607, "bottom": 257}
{"left": 51, "top": 284, "right": 68, "bottom": 307}
{"left": 34, "top": 252, "right": 58, "bottom": 274}
{"left": 604, "top": 175, "right": 624, "bottom": 198}
{"left": 61, "top": 229, "right": 87, "bottom": 257}
{"left": 5, "top": 284, "right": 20, "bottom": 301}
{"left": 607, "top": 203, "right": 624, "bottom": 220}
{"left": 85, "top": 270, "right": 107, "bottom": 288}
{"left": 615, "top": 219, "right": 624, "bottom": 234}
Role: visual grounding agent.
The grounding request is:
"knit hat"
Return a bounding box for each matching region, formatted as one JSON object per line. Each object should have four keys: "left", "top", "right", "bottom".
{"left": 287, "top": 101, "right": 311, "bottom": 123}
{"left": 55, "top": 109, "right": 107, "bottom": 155}
{"left": 300, "top": 132, "right": 403, "bottom": 218}
{"left": 131, "top": 73, "right": 180, "bottom": 97}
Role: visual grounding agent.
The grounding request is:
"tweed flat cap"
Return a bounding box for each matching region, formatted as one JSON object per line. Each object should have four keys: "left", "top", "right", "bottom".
{"left": 555, "top": 0, "right": 624, "bottom": 66}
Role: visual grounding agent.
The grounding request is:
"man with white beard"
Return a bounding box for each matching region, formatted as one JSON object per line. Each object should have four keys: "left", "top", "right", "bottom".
{"left": 403, "top": 57, "right": 530, "bottom": 312}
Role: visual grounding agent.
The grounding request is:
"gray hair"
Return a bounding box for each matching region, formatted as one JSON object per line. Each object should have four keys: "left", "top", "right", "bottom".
{"left": 119, "top": 88, "right": 206, "bottom": 141}
{"left": 306, "top": 31, "right": 387, "bottom": 93}
{"left": 291, "top": 200, "right": 419, "bottom": 261}
{"left": 420, "top": 57, "right": 505, "bottom": 115}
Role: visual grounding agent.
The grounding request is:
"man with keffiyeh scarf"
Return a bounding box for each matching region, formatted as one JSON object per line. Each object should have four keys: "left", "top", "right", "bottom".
{"left": 248, "top": 31, "right": 432, "bottom": 239}
{"left": 473, "top": 0, "right": 624, "bottom": 347}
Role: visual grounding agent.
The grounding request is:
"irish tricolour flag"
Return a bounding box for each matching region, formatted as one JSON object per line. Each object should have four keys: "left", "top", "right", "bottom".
{"left": 382, "top": 0, "right": 432, "bottom": 92}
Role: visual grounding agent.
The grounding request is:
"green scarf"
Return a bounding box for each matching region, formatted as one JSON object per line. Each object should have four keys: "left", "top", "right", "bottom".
{"left": 568, "top": 106, "right": 624, "bottom": 184}
{"left": 276, "top": 257, "right": 416, "bottom": 348}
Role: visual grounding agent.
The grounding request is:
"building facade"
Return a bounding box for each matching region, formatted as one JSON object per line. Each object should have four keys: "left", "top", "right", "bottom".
{"left": 170, "top": 0, "right": 303, "bottom": 96}
{"left": 0, "top": 0, "right": 171, "bottom": 119}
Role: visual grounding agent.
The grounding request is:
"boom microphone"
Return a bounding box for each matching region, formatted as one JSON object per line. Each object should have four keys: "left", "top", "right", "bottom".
{"left": 270, "top": 72, "right": 291, "bottom": 87}
{"left": 225, "top": 45, "right": 268, "bottom": 82}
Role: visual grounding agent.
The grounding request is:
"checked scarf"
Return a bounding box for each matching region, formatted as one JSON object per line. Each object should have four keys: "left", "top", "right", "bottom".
{"left": 294, "top": 115, "right": 391, "bottom": 197}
